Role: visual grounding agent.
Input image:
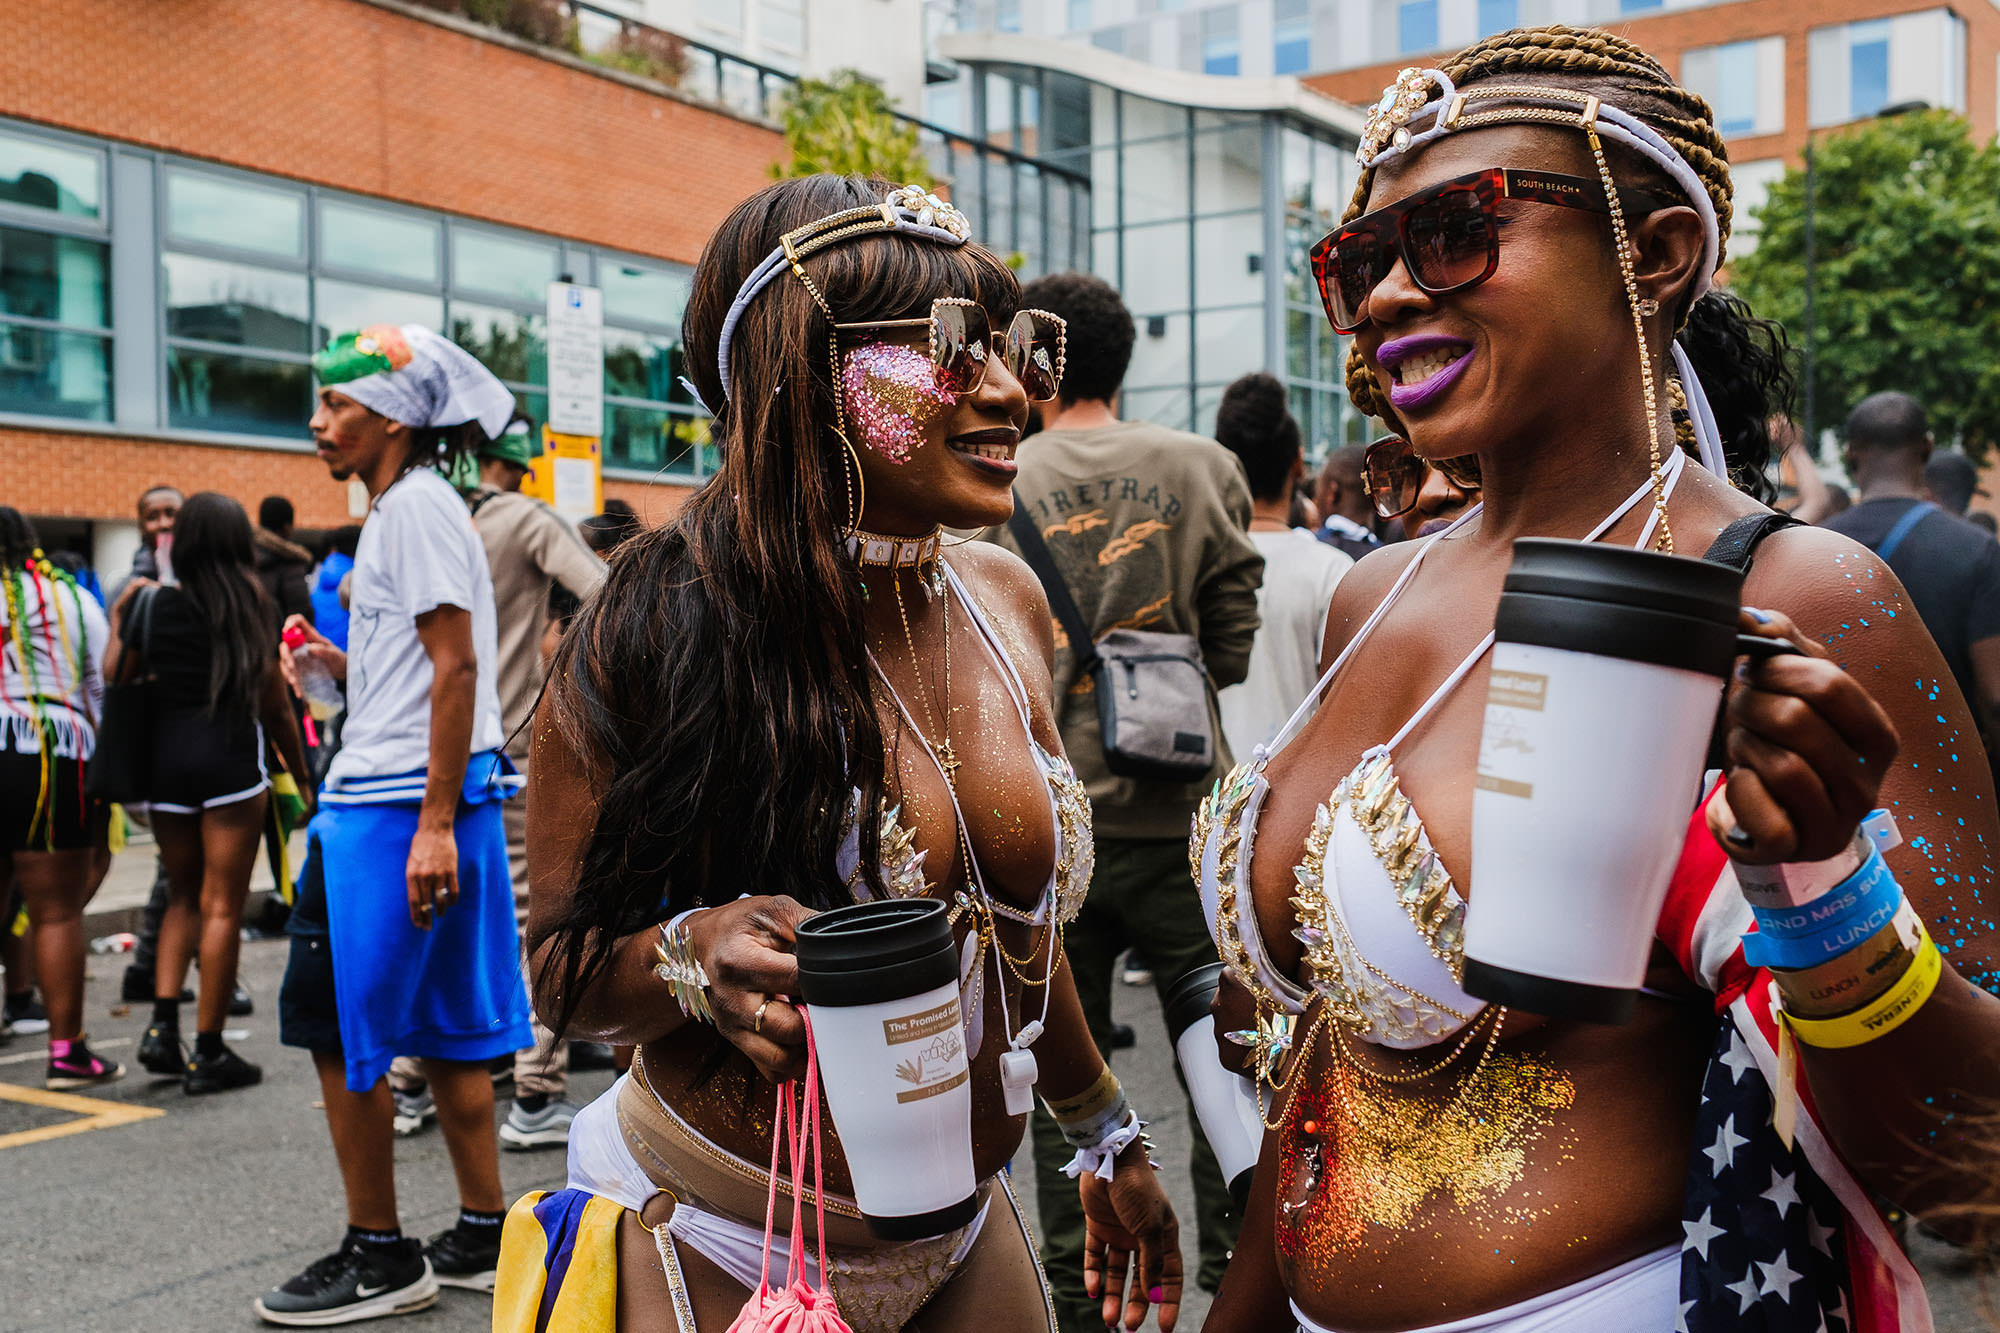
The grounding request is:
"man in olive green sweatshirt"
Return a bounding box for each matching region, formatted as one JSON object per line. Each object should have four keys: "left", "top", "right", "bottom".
{"left": 987, "top": 272, "right": 1263, "bottom": 1325}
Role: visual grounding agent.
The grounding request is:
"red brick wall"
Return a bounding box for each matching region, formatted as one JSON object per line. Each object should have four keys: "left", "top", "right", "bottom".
{"left": 1308, "top": 0, "right": 2000, "bottom": 173}
{"left": 1, "top": 425, "right": 695, "bottom": 527}
{"left": 0, "top": 0, "right": 786, "bottom": 266}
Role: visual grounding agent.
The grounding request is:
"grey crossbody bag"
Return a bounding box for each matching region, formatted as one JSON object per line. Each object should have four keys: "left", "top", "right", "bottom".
{"left": 1008, "top": 497, "right": 1216, "bottom": 782}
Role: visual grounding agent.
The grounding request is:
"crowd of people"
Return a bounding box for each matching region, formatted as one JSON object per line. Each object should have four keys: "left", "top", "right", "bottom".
{"left": 3, "top": 20, "right": 1999, "bottom": 1333}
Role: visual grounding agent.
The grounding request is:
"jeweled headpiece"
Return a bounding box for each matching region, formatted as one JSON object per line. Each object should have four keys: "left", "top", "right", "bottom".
{"left": 1353, "top": 66, "right": 1732, "bottom": 488}
{"left": 711, "top": 184, "right": 972, "bottom": 406}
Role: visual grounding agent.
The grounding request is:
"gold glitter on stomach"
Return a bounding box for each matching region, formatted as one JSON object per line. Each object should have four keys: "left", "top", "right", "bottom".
{"left": 1277, "top": 1050, "right": 1577, "bottom": 1261}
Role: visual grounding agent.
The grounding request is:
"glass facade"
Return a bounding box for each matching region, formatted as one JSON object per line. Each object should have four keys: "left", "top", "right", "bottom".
{"left": 948, "top": 59, "right": 1360, "bottom": 454}
{"left": 0, "top": 111, "right": 1090, "bottom": 483}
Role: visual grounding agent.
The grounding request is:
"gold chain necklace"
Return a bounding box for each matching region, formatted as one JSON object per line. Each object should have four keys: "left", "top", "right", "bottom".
{"left": 890, "top": 571, "right": 959, "bottom": 788}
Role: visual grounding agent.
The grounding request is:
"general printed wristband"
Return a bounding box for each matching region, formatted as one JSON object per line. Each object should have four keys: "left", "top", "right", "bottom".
{"left": 1783, "top": 932, "right": 1943, "bottom": 1049}
{"left": 1742, "top": 841, "right": 1903, "bottom": 971}
{"left": 1773, "top": 900, "right": 1926, "bottom": 1020}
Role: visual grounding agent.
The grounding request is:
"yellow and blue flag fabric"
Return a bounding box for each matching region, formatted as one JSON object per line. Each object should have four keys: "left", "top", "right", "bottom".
{"left": 495, "top": 1189, "right": 625, "bottom": 1332}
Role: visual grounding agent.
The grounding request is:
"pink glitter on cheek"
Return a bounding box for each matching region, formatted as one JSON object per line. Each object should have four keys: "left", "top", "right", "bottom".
{"left": 841, "top": 343, "right": 956, "bottom": 465}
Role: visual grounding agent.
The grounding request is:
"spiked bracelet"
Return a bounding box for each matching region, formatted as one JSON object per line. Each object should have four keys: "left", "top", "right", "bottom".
{"left": 653, "top": 910, "right": 715, "bottom": 1026}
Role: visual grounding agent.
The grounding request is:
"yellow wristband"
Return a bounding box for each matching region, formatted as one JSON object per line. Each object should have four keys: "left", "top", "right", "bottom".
{"left": 1045, "top": 1064, "right": 1122, "bottom": 1124}
{"left": 1783, "top": 933, "right": 1943, "bottom": 1049}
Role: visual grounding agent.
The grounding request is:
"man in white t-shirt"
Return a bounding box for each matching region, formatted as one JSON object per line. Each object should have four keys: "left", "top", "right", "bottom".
{"left": 259, "top": 325, "right": 532, "bottom": 1327}
{"left": 1213, "top": 373, "right": 1353, "bottom": 758}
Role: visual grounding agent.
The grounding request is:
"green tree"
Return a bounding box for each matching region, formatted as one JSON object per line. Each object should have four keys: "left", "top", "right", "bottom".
{"left": 1733, "top": 111, "right": 2000, "bottom": 456}
{"left": 772, "top": 71, "right": 930, "bottom": 187}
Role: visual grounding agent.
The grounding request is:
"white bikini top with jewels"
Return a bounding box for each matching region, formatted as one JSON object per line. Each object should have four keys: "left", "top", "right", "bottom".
{"left": 1191, "top": 451, "right": 1687, "bottom": 1056}
{"left": 836, "top": 558, "right": 1094, "bottom": 1065}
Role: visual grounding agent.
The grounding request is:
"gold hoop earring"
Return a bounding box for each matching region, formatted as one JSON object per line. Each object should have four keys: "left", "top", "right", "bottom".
{"left": 837, "top": 431, "right": 866, "bottom": 539}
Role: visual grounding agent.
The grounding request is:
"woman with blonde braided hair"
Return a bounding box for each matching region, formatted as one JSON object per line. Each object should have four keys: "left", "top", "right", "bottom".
{"left": 1196, "top": 24, "right": 2000, "bottom": 1332}
{"left": 0, "top": 505, "right": 116, "bottom": 1088}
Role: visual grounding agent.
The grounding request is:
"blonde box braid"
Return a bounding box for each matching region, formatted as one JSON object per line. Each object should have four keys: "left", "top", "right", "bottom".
{"left": 1342, "top": 26, "right": 1737, "bottom": 452}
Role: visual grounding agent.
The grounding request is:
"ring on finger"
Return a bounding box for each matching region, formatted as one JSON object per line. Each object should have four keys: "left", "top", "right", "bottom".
{"left": 753, "top": 998, "right": 773, "bottom": 1034}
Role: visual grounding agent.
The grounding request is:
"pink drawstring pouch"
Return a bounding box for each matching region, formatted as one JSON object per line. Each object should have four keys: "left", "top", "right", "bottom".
{"left": 727, "top": 1011, "right": 854, "bottom": 1333}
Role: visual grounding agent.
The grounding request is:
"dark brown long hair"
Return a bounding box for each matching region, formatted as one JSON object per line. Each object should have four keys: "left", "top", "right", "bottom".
{"left": 171, "top": 491, "right": 276, "bottom": 719}
{"left": 535, "top": 175, "right": 1020, "bottom": 1036}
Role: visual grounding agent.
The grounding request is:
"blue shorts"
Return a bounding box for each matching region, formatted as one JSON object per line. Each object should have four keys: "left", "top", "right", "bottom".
{"left": 280, "top": 777, "right": 531, "bottom": 1092}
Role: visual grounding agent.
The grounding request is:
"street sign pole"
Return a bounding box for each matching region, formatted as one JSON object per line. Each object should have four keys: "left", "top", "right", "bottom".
{"left": 540, "top": 281, "right": 606, "bottom": 522}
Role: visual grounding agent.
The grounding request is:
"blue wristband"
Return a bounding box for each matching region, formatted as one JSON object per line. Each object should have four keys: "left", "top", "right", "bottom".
{"left": 1742, "top": 842, "right": 1904, "bottom": 970}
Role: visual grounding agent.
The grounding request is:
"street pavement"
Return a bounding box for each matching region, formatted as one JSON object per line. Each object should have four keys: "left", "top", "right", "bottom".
{"left": 0, "top": 938, "right": 1990, "bottom": 1332}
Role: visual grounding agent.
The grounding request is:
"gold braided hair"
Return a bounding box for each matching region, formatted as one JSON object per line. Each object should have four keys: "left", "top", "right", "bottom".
{"left": 1341, "top": 24, "right": 1736, "bottom": 429}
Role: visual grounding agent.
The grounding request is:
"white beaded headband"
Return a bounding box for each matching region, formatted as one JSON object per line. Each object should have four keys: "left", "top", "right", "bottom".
{"left": 1357, "top": 68, "right": 1731, "bottom": 479}
{"left": 706, "top": 185, "right": 972, "bottom": 409}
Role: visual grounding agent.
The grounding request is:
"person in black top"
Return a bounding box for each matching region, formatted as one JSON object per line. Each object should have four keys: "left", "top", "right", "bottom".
{"left": 107, "top": 492, "right": 309, "bottom": 1093}
{"left": 254, "top": 495, "right": 316, "bottom": 627}
{"left": 1824, "top": 392, "right": 2000, "bottom": 757}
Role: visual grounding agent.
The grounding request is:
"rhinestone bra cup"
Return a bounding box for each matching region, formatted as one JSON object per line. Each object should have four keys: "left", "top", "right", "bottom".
{"left": 851, "top": 740, "right": 1091, "bottom": 928}
{"left": 1290, "top": 750, "right": 1478, "bottom": 1049}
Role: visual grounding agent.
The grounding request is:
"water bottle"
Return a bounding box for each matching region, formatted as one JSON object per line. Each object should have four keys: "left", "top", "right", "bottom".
{"left": 283, "top": 626, "right": 343, "bottom": 727}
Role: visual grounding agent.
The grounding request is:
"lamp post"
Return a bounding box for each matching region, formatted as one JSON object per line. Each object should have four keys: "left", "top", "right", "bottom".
{"left": 1800, "top": 100, "right": 1930, "bottom": 450}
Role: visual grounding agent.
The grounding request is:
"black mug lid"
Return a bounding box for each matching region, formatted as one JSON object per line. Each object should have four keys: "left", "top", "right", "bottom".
{"left": 1163, "top": 963, "right": 1226, "bottom": 1043}
{"left": 796, "top": 899, "right": 954, "bottom": 979}
{"left": 1503, "top": 538, "right": 1744, "bottom": 627}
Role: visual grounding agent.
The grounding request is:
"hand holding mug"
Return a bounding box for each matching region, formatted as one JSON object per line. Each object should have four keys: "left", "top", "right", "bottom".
{"left": 685, "top": 895, "right": 814, "bottom": 1082}
{"left": 1714, "top": 607, "right": 1899, "bottom": 864}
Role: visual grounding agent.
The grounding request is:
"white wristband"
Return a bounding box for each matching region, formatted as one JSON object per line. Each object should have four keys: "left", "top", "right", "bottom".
{"left": 1060, "top": 1108, "right": 1147, "bottom": 1182}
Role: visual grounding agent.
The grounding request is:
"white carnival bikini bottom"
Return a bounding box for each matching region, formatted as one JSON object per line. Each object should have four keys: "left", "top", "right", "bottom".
{"left": 1291, "top": 1244, "right": 1680, "bottom": 1333}
{"left": 566, "top": 1077, "right": 992, "bottom": 1310}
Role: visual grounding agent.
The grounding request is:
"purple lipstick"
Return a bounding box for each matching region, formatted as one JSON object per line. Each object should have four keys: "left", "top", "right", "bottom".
{"left": 1378, "top": 334, "right": 1474, "bottom": 411}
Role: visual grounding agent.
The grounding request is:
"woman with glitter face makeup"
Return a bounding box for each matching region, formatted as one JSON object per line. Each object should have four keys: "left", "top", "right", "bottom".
{"left": 1197, "top": 26, "right": 2000, "bottom": 1333}
{"left": 501, "top": 176, "right": 1180, "bottom": 1333}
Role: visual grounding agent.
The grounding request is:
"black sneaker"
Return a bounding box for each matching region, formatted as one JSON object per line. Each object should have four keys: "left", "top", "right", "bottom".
{"left": 46, "top": 1040, "right": 123, "bottom": 1090}
{"left": 137, "top": 1024, "right": 187, "bottom": 1077}
{"left": 186, "top": 1045, "right": 263, "bottom": 1094}
{"left": 4, "top": 991, "right": 49, "bottom": 1035}
{"left": 231, "top": 983, "right": 255, "bottom": 1017}
{"left": 423, "top": 1225, "right": 501, "bottom": 1293}
{"left": 254, "top": 1237, "right": 436, "bottom": 1326}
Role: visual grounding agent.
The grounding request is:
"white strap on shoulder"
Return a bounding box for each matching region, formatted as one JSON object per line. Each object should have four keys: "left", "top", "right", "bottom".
{"left": 1377, "top": 448, "right": 1689, "bottom": 753}
{"left": 1259, "top": 500, "right": 1486, "bottom": 760}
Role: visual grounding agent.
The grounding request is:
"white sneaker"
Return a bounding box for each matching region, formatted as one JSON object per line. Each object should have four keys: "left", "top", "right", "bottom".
{"left": 500, "top": 1098, "right": 579, "bottom": 1151}
{"left": 391, "top": 1089, "right": 434, "bottom": 1138}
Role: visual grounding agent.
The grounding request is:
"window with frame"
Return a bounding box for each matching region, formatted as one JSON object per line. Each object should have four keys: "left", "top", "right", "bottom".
{"left": 1202, "top": 7, "right": 1240, "bottom": 75}
{"left": 0, "top": 126, "right": 111, "bottom": 422}
{"left": 1850, "top": 22, "right": 1891, "bottom": 117}
{"left": 161, "top": 167, "right": 317, "bottom": 436}
{"left": 1477, "top": 0, "right": 1517, "bottom": 37}
{"left": 1398, "top": 0, "right": 1438, "bottom": 56}
{"left": 1274, "top": 0, "right": 1311, "bottom": 74}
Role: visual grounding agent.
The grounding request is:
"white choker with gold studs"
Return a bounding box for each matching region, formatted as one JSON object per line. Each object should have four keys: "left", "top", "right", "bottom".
{"left": 846, "top": 527, "right": 946, "bottom": 596}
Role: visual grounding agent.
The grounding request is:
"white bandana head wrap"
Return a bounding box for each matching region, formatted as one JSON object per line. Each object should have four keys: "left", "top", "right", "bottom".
{"left": 312, "top": 323, "right": 517, "bottom": 440}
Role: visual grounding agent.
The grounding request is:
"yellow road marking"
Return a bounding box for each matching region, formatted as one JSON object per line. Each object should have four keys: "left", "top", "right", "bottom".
{"left": 0, "top": 1081, "right": 164, "bottom": 1150}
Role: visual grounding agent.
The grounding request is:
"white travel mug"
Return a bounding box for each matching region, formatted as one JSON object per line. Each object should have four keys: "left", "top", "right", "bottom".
{"left": 796, "top": 899, "right": 979, "bottom": 1239}
{"left": 1465, "top": 538, "right": 1789, "bottom": 1023}
{"left": 1163, "top": 963, "right": 1264, "bottom": 1210}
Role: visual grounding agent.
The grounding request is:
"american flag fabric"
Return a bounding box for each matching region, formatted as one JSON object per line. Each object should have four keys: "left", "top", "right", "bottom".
{"left": 1657, "top": 786, "right": 1933, "bottom": 1333}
